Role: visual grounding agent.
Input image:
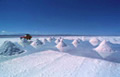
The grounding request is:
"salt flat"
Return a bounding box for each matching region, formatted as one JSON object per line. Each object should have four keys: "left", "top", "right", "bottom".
{"left": 0, "top": 36, "right": 120, "bottom": 77}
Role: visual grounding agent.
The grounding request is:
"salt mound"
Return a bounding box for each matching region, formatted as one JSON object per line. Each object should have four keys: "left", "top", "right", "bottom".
{"left": 47, "top": 37, "right": 53, "bottom": 42}
{"left": 51, "top": 37, "right": 56, "bottom": 40}
{"left": 94, "top": 40, "right": 115, "bottom": 58}
{"left": 19, "top": 39, "right": 30, "bottom": 47}
{"left": 56, "top": 40, "right": 67, "bottom": 51}
{"left": 21, "top": 38, "right": 29, "bottom": 43}
{"left": 56, "top": 40, "right": 67, "bottom": 48}
{"left": 72, "top": 39, "right": 80, "bottom": 47}
{"left": 0, "top": 41, "right": 24, "bottom": 56}
{"left": 81, "top": 36, "right": 85, "bottom": 41}
{"left": 42, "top": 38, "right": 48, "bottom": 44}
{"left": 29, "top": 40, "right": 33, "bottom": 44}
{"left": 60, "top": 38, "right": 64, "bottom": 42}
{"left": 89, "top": 38, "right": 100, "bottom": 46}
{"left": 77, "top": 38, "right": 81, "bottom": 42}
{"left": 55, "top": 39, "right": 60, "bottom": 44}
{"left": 31, "top": 39, "right": 43, "bottom": 47}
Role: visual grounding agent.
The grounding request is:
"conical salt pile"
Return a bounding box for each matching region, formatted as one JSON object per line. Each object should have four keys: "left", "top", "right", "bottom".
{"left": 72, "top": 39, "right": 80, "bottom": 47}
{"left": 89, "top": 37, "right": 100, "bottom": 46}
{"left": 47, "top": 37, "right": 53, "bottom": 42}
{"left": 42, "top": 38, "right": 48, "bottom": 44}
{"left": 55, "top": 39, "right": 60, "bottom": 44}
{"left": 0, "top": 41, "right": 24, "bottom": 56}
{"left": 19, "top": 39, "right": 30, "bottom": 47}
{"left": 94, "top": 40, "right": 115, "bottom": 58}
{"left": 56, "top": 40, "right": 67, "bottom": 51}
{"left": 31, "top": 39, "right": 43, "bottom": 48}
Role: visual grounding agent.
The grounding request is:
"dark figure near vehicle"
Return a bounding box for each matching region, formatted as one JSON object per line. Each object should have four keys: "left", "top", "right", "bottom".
{"left": 20, "top": 34, "right": 32, "bottom": 40}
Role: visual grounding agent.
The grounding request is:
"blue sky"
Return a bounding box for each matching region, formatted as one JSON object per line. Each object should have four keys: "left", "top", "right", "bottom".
{"left": 0, "top": 0, "right": 120, "bottom": 35}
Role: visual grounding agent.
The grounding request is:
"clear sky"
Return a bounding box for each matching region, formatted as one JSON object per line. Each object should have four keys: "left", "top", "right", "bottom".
{"left": 0, "top": 0, "right": 120, "bottom": 35}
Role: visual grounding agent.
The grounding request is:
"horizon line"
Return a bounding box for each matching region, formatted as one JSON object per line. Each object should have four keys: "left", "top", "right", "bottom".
{"left": 0, "top": 34, "right": 120, "bottom": 37}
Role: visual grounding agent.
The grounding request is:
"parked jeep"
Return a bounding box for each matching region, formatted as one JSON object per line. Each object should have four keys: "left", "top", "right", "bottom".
{"left": 20, "top": 34, "right": 32, "bottom": 40}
